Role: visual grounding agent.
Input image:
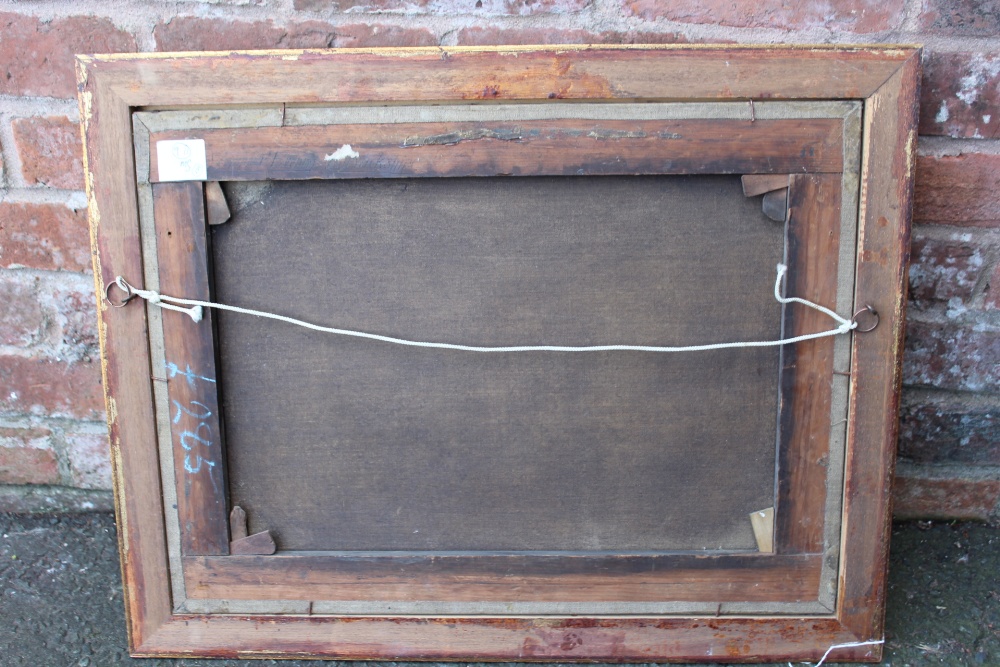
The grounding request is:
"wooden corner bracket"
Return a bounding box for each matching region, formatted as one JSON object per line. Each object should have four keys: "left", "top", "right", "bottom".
{"left": 742, "top": 174, "right": 790, "bottom": 222}
{"left": 229, "top": 506, "right": 276, "bottom": 555}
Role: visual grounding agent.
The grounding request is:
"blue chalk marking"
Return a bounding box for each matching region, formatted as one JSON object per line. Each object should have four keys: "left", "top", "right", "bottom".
{"left": 172, "top": 399, "right": 212, "bottom": 424}
{"left": 184, "top": 454, "right": 216, "bottom": 474}
{"left": 164, "top": 361, "right": 216, "bottom": 387}
{"left": 180, "top": 423, "right": 212, "bottom": 451}
{"left": 164, "top": 364, "right": 217, "bottom": 482}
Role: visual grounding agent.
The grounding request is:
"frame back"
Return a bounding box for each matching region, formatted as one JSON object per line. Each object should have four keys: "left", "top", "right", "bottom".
{"left": 79, "top": 45, "right": 918, "bottom": 662}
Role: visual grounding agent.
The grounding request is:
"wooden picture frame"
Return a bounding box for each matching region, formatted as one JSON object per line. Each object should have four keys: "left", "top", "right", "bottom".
{"left": 79, "top": 45, "right": 919, "bottom": 662}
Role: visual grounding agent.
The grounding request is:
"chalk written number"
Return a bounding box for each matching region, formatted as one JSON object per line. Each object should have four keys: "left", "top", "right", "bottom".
{"left": 167, "top": 361, "right": 216, "bottom": 475}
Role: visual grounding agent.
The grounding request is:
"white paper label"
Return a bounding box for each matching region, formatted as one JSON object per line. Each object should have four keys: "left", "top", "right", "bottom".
{"left": 156, "top": 139, "right": 207, "bottom": 182}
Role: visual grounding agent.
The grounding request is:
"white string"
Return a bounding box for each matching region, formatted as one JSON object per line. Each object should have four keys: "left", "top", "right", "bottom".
{"left": 788, "top": 639, "right": 884, "bottom": 667}
{"left": 114, "top": 264, "right": 857, "bottom": 353}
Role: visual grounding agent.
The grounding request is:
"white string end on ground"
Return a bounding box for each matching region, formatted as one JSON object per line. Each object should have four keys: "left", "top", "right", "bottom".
{"left": 788, "top": 638, "right": 884, "bottom": 667}
{"left": 113, "top": 263, "right": 857, "bottom": 353}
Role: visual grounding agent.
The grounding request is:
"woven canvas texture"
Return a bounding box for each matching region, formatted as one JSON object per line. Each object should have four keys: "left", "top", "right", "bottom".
{"left": 213, "top": 176, "right": 784, "bottom": 551}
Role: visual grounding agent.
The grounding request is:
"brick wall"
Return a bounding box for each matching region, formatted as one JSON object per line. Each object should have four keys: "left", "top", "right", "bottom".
{"left": 1, "top": 0, "right": 997, "bottom": 520}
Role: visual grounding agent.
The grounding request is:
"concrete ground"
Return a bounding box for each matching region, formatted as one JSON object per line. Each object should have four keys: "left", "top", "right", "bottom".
{"left": 0, "top": 514, "right": 996, "bottom": 667}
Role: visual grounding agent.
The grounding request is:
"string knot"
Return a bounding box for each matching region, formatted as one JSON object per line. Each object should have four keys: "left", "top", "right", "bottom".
{"left": 112, "top": 275, "right": 204, "bottom": 323}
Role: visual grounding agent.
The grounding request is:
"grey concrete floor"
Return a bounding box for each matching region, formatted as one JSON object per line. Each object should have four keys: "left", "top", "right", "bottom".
{"left": 0, "top": 513, "right": 997, "bottom": 666}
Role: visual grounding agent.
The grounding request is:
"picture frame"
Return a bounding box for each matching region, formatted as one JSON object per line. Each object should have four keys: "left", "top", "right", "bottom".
{"left": 80, "top": 45, "right": 919, "bottom": 661}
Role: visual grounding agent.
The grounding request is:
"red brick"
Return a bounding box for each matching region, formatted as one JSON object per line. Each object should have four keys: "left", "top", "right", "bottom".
{"left": 0, "top": 202, "right": 90, "bottom": 272}
{"left": 294, "top": 0, "right": 586, "bottom": 13}
{"left": 899, "top": 398, "right": 999, "bottom": 465}
{"left": 0, "top": 12, "right": 136, "bottom": 99}
{"left": 155, "top": 16, "right": 330, "bottom": 51}
{"left": 64, "top": 431, "right": 111, "bottom": 489}
{"left": 11, "top": 116, "right": 85, "bottom": 190}
{"left": 893, "top": 471, "right": 1000, "bottom": 521}
{"left": 155, "top": 17, "right": 435, "bottom": 51}
{"left": 903, "top": 320, "right": 1000, "bottom": 392}
{"left": 917, "top": 0, "right": 1000, "bottom": 36}
{"left": 457, "top": 27, "right": 689, "bottom": 46}
{"left": 326, "top": 24, "right": 437, "bottom": 48}
{"left": 0, "top": 274, "right": 43, "bottom": 347}
{"left": 0, "top": 447, "right": 59, "bottom": 485}
{"left": 920, "top": 52, "right": 1000, "bottom": 139}
{"left": 0, "top": 274, "right": 97, "bottom": 359}
{"left": 985, "top": 262, "right": 1000, "bottom": 309}
{"left": 908, "top": 235, "right": 985, "bottom": 305}
{"left": 51, "top": 282, "right": 100, "bottom": 363}
{"left": 0, "top": 426, "right": 58, "bottom": 485}
{"left": 621, "top": 0, "right": 904, "bottom": 32}
{"left": 0, "top": 356, "right": 104, "bottom": 420}
{"left": 914, "top": 153, "right": 1000, "bottom": 227}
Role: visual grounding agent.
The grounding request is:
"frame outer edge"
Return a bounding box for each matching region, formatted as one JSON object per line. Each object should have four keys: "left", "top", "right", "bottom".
{"left": 78, "top": 56, "right": 175, "bottom": 653}
{"left": 78, "top": 53, "right": 141, "bottom": 645}
{"left": 100, "top": 45, "right": 911, "bottom": 107}
{"left": 838, "top": 49, "right": 920, "bottom": 657}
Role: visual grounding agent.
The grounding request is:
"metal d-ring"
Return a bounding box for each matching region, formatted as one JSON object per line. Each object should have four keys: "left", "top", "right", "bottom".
{"left": 104, "top": 278, "right": 136, "bottom": 308}
{"left": 852, "top": 304, "right": 879, "bottom": 333}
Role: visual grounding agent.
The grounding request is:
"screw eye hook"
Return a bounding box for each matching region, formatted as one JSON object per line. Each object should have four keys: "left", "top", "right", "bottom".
{"left": 105, "top": 278, "right": 136, "bottom": 308}
{"left": 852, "top": 304, "right": 879, "bottom": 333}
